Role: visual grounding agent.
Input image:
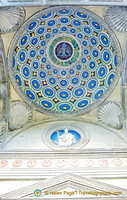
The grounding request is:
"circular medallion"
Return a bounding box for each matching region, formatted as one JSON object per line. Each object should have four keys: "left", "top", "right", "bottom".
{"left": 55, "top": 42, "right": 73, "bottom": 61}
{"left": 51, "top": 129, "right": 81, "bottom": 147}
{"left": 46, "top": 33, "right": 81, "bottom": 68}
{"left": 8, "top": 6, "right": 122, "bottom": 115}
{"left": 42, "top": 122, "right": 89, "bottom": 149}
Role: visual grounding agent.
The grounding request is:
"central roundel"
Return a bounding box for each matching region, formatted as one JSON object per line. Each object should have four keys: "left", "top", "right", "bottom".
{"left": 9, "top": 6, "right": 121, "bottom": 115}
{"left": 55, "top": 42, "right": 73, "bottom": 61}
{"left": 46, "top": 34, "right": 81, "bottom": 68}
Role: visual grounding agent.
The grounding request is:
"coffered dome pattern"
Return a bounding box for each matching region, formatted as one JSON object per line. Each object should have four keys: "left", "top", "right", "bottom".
{"left": 8, "top": 6, "right": 121, "bottom": 115}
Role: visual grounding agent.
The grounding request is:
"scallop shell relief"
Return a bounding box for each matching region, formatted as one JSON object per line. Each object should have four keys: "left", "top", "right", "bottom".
{"left": 104, "top": 6, "right": 127, "bottom": 32}
{"left": 9, "top": 101, "right": 32, "bottom": 130}
{"left": 98, "top": 101, "right": 123, "bottom": 129}
{"left": 9, "top": 6, "right": 121, "bottom": 115}
{"left": 0, "top": 7, "right": 25, "bottom": 33}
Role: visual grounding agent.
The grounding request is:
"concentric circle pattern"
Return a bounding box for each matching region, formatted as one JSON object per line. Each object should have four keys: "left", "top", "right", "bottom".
{"left": 9, "top": 6, "right": 121, "bottom": 115}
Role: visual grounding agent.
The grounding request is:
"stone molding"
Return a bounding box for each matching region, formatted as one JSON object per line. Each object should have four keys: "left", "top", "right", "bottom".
{"left": 0, "top": 151, "right": 127, "bottom": 179}
{"left": 1, "top": 173, "right": 127, "bottom": 199}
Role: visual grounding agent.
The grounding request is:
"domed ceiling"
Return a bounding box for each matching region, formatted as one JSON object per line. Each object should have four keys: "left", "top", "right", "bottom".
{"left": 8, "top": 6, "right": 122, "bottom": 115}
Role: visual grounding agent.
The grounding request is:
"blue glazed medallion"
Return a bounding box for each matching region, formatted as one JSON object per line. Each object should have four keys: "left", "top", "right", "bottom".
{"left": 51, "top": 129, "right": 81, "bottom": 146}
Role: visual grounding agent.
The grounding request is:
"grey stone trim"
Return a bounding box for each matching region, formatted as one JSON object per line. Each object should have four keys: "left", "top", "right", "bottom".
{"left": 1, "top": 173, "right": 127, "bottom": 199}
{"left": 0, "top": 0, "right": 127, "bottom": 6}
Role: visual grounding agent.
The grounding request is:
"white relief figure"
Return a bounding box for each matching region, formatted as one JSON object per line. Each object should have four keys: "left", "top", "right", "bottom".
{"left": 57, "top": 128, "right": 76, "bottom": 146}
